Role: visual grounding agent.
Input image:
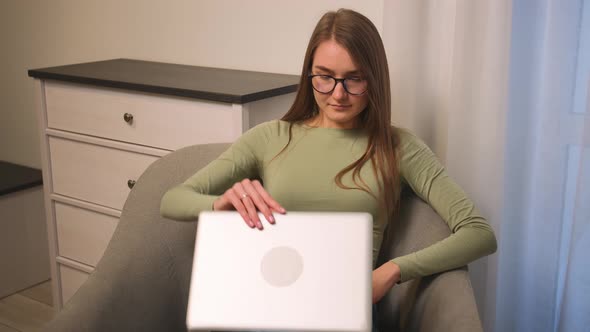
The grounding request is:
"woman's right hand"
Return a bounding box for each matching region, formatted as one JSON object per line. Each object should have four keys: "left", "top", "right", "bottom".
{"left": 212, "top": 179, "right": 286, "bottom": 230}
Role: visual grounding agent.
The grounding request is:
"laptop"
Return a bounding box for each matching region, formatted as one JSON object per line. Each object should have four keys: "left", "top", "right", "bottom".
{"left": 186, "top": 211, "right": 373, "bottom": 332}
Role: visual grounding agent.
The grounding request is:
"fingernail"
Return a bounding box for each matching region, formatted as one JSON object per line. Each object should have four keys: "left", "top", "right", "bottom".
{"left": 280, "top": 207, "right": 286, "bottom": 213}
{"left": 258, "top": 222, "right": 263, "bottom": 229}
{"left": 269, "top": 215, "right": 275, "bottom": 223}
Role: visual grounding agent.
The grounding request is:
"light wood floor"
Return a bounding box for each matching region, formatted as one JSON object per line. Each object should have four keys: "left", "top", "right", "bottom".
{"left": 0, "top": 281, "right": 55, "bottom": 332}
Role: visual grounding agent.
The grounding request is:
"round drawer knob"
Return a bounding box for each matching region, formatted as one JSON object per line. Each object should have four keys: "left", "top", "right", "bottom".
{"left": 127, "top": 180, "right": 136, "bottom": 189}
{"left": 123, "top": 113, "right": 134, "bottom": 123}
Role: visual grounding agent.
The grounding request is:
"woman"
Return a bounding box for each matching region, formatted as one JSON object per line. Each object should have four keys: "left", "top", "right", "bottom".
{"left": 161, "top": 8, "right": 497, "bottom": 330}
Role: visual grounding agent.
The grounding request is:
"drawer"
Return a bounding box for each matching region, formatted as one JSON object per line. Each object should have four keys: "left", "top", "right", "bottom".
{"left": 59, "top": 264, "right": 90, "bottom": 305}
{"left": 55, "top": 202, "right": 118, "bottom": 267}
{"left": 50, "top": 137, "right": 158, "bottom": 210}
{"left": 45, "top": 81, "right": 244, "bottom": 150}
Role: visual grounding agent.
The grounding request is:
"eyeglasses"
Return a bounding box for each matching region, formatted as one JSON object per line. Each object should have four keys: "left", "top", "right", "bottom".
{"left": 308, "top": 74, "right": 368, "bottom": 96}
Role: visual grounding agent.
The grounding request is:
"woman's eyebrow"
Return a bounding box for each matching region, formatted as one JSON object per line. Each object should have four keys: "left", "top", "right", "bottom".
{"left": 313, "top": 65, "right": 361, "bottom": 76}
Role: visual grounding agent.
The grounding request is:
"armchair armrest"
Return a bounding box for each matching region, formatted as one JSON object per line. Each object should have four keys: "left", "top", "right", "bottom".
{"left": 43, "top": 143, "right": 231, "bottom": 332}
{"left": 376, "top": 190, "right": 483, "bottom": 332}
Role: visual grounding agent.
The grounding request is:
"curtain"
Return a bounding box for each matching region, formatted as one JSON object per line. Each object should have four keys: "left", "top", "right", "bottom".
{"left": 383, "top": 1, "right": 511, "bottom": 330}
{"left": 501, "top": 0, "right": 590, "bottom": 331}
{"left": 383, "top": 0, "right": 589, "bottom": 331}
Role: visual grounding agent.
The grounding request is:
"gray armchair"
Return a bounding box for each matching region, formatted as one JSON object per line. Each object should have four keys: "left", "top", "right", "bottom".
{"left": 42, "top": 143, "right": 482, "bottom": 332}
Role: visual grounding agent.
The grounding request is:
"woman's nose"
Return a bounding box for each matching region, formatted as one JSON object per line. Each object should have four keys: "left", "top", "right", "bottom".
{"left": 332, "top": 81, "right": 347, "bottom": 100}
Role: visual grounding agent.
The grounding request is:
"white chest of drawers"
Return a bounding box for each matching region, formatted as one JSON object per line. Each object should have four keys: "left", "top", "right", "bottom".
{"left": 29, "top": 59, "right": 298, "bottom": 309}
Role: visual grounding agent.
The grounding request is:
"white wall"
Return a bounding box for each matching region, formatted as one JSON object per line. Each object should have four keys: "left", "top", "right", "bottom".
{"left": 0, "top": 0, "right": 383, "bottom": 168}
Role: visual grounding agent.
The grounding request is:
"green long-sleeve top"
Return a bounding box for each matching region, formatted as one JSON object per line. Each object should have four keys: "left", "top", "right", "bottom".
{"left": 160, "top": 120, "right": 497, "bottom": 282}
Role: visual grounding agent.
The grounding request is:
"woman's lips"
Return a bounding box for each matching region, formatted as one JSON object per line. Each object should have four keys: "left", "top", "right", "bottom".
{"left": 330, "top": 104, "right": 351, "bottom": 111}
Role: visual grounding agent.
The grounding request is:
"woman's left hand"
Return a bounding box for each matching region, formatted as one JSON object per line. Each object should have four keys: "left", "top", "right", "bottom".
{"left": 372, "top": 261, "right": 401, "bottom": 304}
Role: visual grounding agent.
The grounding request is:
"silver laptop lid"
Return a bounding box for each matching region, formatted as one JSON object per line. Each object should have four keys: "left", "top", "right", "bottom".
{"left": 187, "top": 211, "right": 373, "bottom": 332}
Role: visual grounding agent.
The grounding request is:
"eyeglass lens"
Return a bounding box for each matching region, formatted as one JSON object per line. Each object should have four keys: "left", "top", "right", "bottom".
{"left": 311, "top": 75, "right": 367, "bottom": 95}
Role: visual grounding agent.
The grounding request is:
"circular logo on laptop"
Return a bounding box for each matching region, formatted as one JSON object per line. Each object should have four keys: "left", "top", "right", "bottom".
{"left": 260, "top": 246, "right": 304, "bottom": 287}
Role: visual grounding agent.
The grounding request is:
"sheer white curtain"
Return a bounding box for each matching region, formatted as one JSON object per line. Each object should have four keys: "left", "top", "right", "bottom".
{"left": 500, "top": 0, "right": 590, "bottom": 331}
{"left": 382, "top": 0, "right": 589, "bottom": 331}
{"left": 383, "top": 1, "right": 510, "bottom": 330}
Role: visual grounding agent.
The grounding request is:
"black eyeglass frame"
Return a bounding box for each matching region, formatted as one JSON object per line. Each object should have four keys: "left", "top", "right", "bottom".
{"left": 308, "top": 74, "right": 368, "bottom": 96}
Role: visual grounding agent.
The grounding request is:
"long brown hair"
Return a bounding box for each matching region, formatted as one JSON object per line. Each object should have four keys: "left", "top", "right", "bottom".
{"left": 281, "top": 8, "right": 401, "bottom": 218}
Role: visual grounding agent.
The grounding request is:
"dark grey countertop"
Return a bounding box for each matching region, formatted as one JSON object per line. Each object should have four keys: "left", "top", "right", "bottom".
{"left": 28, "top": 58, "right": 300, "bottom": 104}
{"left": 0, "top": 161, "right": 43, "bottom": 196}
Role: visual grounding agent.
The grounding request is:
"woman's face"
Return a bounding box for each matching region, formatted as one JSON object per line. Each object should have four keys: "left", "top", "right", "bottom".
{"left": 309, "top": 39, "right": 369, "bottom": 129}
